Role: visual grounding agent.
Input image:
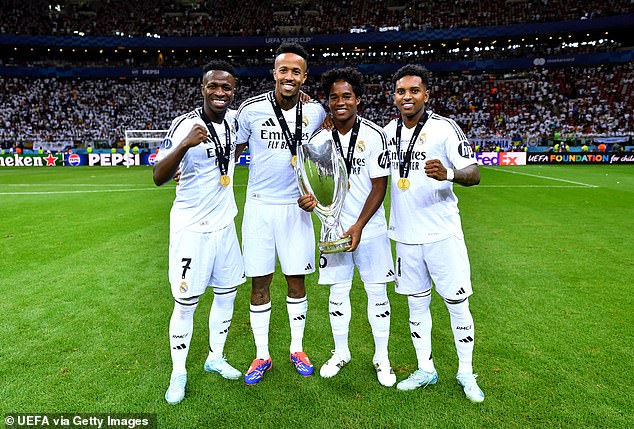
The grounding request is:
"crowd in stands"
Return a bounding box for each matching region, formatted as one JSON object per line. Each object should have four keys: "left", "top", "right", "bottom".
{"left": 1, "top": 0, "right": 633, "bottom": 37}
{"left": 2, "top": 36, "right": 623, "bottom": 70}
{"left": 1, "top": 62, "right": 632, "bottom": 152}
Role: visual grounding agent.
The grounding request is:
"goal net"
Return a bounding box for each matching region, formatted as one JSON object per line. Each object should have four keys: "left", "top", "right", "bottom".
{"left": 124, "top": 129, "right": 168, "bottom": 167}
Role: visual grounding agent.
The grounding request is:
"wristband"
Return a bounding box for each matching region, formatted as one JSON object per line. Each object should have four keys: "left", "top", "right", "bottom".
{"left": 446, "top": 168, "right": 455, "bottom": 182}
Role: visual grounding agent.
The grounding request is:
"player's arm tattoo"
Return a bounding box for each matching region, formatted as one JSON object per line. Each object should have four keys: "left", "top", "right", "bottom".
{"left": 453, "top": 164, "right": 480, "bottom": 187}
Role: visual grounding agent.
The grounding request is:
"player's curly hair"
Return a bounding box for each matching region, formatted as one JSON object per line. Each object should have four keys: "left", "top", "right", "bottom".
{"left": 392, "top": 64, "right": 430, "bottom": 87}
{"left": 321, "top": 67, "right": 365, "bottom": 98}
{"left": 275, "top": 42, "right": 310, "bottom": 63}
{"left": 201, "top": 60, "right": 236, "bottom": 82}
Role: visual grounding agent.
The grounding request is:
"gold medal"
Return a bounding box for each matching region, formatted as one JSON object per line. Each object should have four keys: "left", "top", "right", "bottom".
{"left": 291, "top": 155, "right": 297, "bottom": 167}
{"left": 397, "top": 178, "right": 410, "bottom": 190}
{"left": 219, "top": 175, "right": 230, "bottom": 187}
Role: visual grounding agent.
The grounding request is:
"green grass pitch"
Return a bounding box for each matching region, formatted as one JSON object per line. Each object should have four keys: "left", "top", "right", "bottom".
{"left": 0, "top": 165, "right": 632, "bottom": 428}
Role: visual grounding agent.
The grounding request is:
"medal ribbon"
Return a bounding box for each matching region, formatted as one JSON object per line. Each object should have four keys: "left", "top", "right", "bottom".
{"left": 201, "top": 110, "right": 231, "bottom": 177}
{"left": 331, "top": 116, "right": 361, "bottom": 177}
{"left": 395, "top": 110, "right": 429, "bottom": 179}
{"left": 269, "top": 92, "right": 303, "bottom": 158}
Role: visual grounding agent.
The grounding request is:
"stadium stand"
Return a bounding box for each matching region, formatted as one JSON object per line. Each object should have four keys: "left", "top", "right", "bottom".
{"left": 1, "top": 62, "right": 631, "bottom": 152}
{"left": 1, "top": 0, "right": 633, "bottom": 37}
{"left": 0, "top": 0, "right": 632, "bottom": 152}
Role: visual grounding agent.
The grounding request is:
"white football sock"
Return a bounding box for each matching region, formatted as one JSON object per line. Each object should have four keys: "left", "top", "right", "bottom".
{"left": 328, "top": 281, "right": 352, "bottom": 358}
{"left": 407, "top": 291, "right": 435, "bottom": 372}
{"left": 169, "top": 299, "right": 198, "bottom": 375}
{"left": 287, "top": 296, "right": 308, "bottom": 354}
{"left": 250, "top": 302, "right": 271, "bottom": 360}
{"left": 446, "top": 298, "right": 475, "bottom": 374}
{"left": 208, "top": 287, "right": 237, "bottom": 361}
{"left": 364, "top": 282, "right": 391, "bottom": 363}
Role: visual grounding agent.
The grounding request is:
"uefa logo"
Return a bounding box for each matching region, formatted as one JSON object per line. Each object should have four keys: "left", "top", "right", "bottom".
{"left": 148, "top": 153, "right": 157, "bottom": 166}
{"left": 68, "top": 153, "right": 81, "bottom": 166}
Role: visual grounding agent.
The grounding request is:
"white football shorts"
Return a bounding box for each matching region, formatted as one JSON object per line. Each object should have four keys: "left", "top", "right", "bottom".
{"left": 318, "top": 233, "right": 394, "bottom": 285}
{"left": 169, "top": 223, "right": 246, "bottom": 300}
{"left": 394, "top": 235, "right": 473, "bottom": 300}
{"left": 242, "top": 199, "right": 316, "bottom": 277}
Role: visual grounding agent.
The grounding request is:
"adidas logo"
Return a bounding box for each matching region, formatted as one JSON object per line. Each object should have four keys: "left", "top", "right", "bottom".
{"left": 305, "top": 263, "right": 313, "bottom": 270}
{"left": 411, "top": 332, "right": 421, "bottom": 339}
{"left": 386, "top": 269, "right": 394, "bottom": 277}
{"left": 172, "top": 343, "right": 187, "bottom": 350}
{"left": 459, "top": 336, "right": 474, "bottom": 343}
{"left": 456, "top": 287, "right": 466, "bottom": 295}
{"left": 330, "top": 311, "right": 344, "bottom": 317}
{"left": 262, "top": 118, "right": 276, "bottom": 127}
{"left": 293, "top": 314, "right": 306, "bottom": 321}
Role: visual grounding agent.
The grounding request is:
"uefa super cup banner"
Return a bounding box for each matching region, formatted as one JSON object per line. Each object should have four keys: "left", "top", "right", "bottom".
{"left": 295, "top": 138, "right": 352, "bottom": 254}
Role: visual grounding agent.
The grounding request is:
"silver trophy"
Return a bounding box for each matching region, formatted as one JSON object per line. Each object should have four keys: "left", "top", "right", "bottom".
{"left": 295, "top": 138, "right": 352, "bottom": 254}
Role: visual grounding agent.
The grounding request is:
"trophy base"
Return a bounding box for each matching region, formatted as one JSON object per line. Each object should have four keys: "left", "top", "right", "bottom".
{"left": 319, "top": 236, "right": 352, "bottom": 254}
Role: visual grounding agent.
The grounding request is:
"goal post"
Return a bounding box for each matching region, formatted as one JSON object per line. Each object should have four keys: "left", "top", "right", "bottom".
{"left": 124, "top": 129, "right": 168, "bottom": 168}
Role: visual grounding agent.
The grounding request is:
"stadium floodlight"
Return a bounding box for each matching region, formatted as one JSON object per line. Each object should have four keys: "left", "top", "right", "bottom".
{"left": 124, "top": 129, "right": 168, "bottom": 168}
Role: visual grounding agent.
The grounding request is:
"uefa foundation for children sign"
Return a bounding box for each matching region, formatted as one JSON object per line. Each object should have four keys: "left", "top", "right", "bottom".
{"left": 527, "top": 153, "right": 634, "bottom": 164}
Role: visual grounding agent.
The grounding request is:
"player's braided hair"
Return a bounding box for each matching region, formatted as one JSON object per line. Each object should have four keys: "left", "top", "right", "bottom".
{"left": 201, "top": 60, "right": 236, "bottom": 82}
{"left": 392, "top": 64, "right": 430, "bottom": 88}
{"left": 321, "top": 67, "right": 365, "bottom": 98}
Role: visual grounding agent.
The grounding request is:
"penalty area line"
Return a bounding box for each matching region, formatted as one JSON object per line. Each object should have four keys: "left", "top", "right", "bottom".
{"left": 482, "top": 167, "right": 599, "bottom": 188}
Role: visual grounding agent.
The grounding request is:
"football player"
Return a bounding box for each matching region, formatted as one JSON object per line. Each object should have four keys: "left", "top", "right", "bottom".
{"left": 384, "top": 64, "right": 484, "bottom": 402}
{"left": 298, "top": 67, "right": 396, "bottom": 387}
{"left": 154, "top": 60, "right": 245, "bottom": 404}
{"left": 234, "top": 43, "right": 326, "bottom": 384}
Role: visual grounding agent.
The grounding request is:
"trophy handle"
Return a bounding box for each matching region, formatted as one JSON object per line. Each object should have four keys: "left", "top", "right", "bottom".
{"left": 329, "top": 155, "right": 348, "bottom": 218}
{"left": 295, "top": 149, "right": 311, "bottom": 197}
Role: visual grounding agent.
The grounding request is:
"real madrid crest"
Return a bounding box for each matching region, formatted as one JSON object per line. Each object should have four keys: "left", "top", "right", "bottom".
{"left": 302, "top": 115, "right": 309, "bottom": 127}
{"left": 418, "top": 134, "right": 426, "bottom": 145}
{"left": 179, "top": 281, "right": 188, "bottom": 293}
{"left": 356, "top": 140, "right": 365, "bottom": 153}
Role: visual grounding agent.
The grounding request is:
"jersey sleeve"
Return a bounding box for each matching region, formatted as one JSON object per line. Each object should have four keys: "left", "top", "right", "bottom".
{"left": 155, "top": 116, "right": 192, "bottom": 164}
{"left": 444, "top": 118, "right": 476, "bottom": 170}
{"left": 366, "top": 126, "right": 390, "bottom": 179}
{"left": 316, "top": 102, "right": 327, "bottom": 126}
{"left": 235, "top": 103, "right": 252, "bottom": 145}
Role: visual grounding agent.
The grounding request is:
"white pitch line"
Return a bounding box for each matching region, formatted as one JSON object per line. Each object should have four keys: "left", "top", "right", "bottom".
{"left": 0, "top": 188, "right": 162, "bottom": 195}
{"left": 482, "top": 167, "right": 599, "bottom": 188}
{"left": 4, "top": 183, "right": 145, "bottom": 187}
{"left": 477, "top": 185, "right": 590, "bottom": 188}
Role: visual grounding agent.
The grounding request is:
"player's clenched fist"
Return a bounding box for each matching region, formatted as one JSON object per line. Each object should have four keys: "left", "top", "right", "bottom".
{"left": 183, "top": 124, "right": 208, "bottom": 147}
{"left": 297, "top": 194, "right": 317, "bottom": 212}
{"left": 424, "top": 159, "right": 448, "bottom": 181}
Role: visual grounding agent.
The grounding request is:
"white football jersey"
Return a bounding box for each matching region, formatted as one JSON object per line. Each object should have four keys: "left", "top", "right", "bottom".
{"left": 385, "top": 111, "right": 477, "bottom": 244}
{"left": 155, "top": 107, "right": 238, "bottom": 234}
{"left": 235, "top": 91, "right": 326, "bottom": 204}
{"left": 309, "top": 117, "right": 390, "bottom": 240}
